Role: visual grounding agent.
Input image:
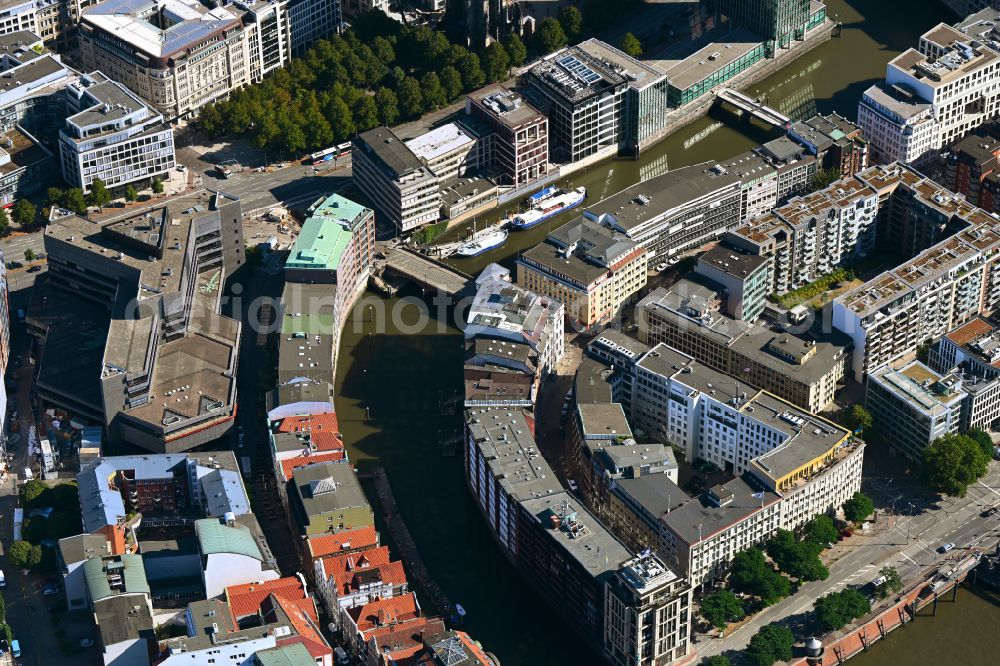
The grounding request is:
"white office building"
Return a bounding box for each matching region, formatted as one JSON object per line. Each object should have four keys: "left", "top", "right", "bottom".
{"left": 59, "top": 71, "right": 175, "bottom": 192}
{"left": 859, "top": 9, "right": 1000, "bottom": 164}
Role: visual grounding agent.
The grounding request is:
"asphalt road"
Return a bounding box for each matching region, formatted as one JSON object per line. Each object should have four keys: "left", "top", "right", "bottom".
{"left": 696, "top": 462, "right": 1000, "bottom": 659}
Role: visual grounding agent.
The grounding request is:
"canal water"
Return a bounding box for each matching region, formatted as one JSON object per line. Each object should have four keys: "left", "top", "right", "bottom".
{"left": 333, "top": 2, "right": 1000, "bottom": 664}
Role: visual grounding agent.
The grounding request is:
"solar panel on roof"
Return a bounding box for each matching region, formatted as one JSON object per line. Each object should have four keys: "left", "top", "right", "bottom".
{"left": 556, "top": 54, "right": 601, "bottom": 86}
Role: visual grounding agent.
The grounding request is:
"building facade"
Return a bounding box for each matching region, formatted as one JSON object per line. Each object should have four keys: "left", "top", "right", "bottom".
{"left": 524, "top": 39, "right": 668, "bottom": 161}
{"left": 79, "top": 0, "right": 289, "bottom": 119}
{"left": 59, "top": 71, "right": 175, "bottom": 192}
{"left": 465, "top": 85, "right": 548, "bottom": 186}
{"left": 517, "top": 218, "right": 648, "bottom": 329}
{"left": 706, "top": 0, "right": 812, "bottom": 55}
{"left": 636, "top": 280, "right": 850, "bottom": 413}
{"left": 352, "top": 126, "right": 440, "bottom": 232}
{"left": 859, "top": 8, "right": 1000, "bottom": 165}
{"left": 33, "top": 191, "right": 245, "bottom": 451}
{"left": 583, "top": 161, "right": 742, "bottom": 261}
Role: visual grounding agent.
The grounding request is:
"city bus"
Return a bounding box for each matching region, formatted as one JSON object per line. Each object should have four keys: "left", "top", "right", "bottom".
{"left": 309, "top": 142, "right": 351, "bottom": 165}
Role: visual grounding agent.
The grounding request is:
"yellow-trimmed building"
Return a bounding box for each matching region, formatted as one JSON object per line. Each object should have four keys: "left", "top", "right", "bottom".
{"left": 517, "top": 218, "right": 648, "bottom": 328}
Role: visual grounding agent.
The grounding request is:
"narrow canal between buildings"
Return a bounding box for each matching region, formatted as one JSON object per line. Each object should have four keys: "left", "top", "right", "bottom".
{"left": 332, "top": 2, "right": 1000, "bottom": 664}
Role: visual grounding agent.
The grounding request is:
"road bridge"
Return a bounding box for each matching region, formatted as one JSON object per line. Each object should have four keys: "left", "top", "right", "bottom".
{"left": 716, "top": 88, "right": 791, "bottom": 128}
{"left": 380, "top": 246, "right": 473, "bottom": 298}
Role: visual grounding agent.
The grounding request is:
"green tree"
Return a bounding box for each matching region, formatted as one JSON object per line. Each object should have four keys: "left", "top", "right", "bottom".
{"left": 536, "top": 18, "right": 567, "bottom": 55}
{"left": 967, "top": 427, "right": 994, "bottom": 458}
{"left": 398, "top": 76, "right": 423, "bottom": 118}
{"left": 702, "top": 658, "right": 730, "bottom": 666}
{"left": 483, "top": 42, "right": 511, "bottom": 83}
{"left": 46, "top": 510, "right": 82, "bottom": 541}
{"left": 420, "top": 72, "right": 447, "bottom": 111}
{"left": 875, "top": 566, "right": 903, "bottom": 600}
{"left": 65, "top": 188, "right": 87, "bottom": 213}
{"left": 125, "top": 184, "right": 139, "bottom": 202}
{"left": 767, "top": 529, "right": 829, "bottom": 581}
{"left": 729, "top": 549, "right": 791, "bottom": 605}
{"left": 374, "top": 87, "right": 400, "bottom": 126}
{"left": 0, "top": 208, "right": 8, "bottom": 235}
{"left": 46, "top": 187, "right": 64, "bottom": 207}
{"left": 440, "top": 65, "right": 463, "bottom": 101}
{"left": 88, "top": 178, "right": 112, "bottom": 209}
{"left": 18, "top": 479, "right": 48, "bottom": 507}
{"left": 12, "top": 199, "right": 35, "bottom": 226}
{"left": 922, "top": 433, "right": 990, "bottom": 498}
{"left": 458, "top": 53, "right": 486, "bottom": 90}
{"left": 151, "top": 178, "right": 164, "bottom": 195}
{"left": 849, "top": 405, "right": 873, "bottom": 432}
{"left": 810, "top": 168, "right": 842, "bottom": 191}
{"left": 352, "top": 95, "right": 379, "bottom": 131}
{"left": 815, "top": 588, "right": 871, "bottom": 632}
{"left": 843, "top": 491, "right": 875, "bottom": 523}
{"left": 619, "top": 32, "right": 643, "bottom": 58}
{"left": 745, "top": 623, "right": 795, "bottom": 666}
{"left": 23, "top": 248, "right": 35, "bottom": 261}
{"left": 699, "top": 590, "right": 744, "bottom": 631}
{"left": 327, "top": 98, "right": 356, "bottom": 140}
{"left": 46, "top": 483, "right": 78, "bottom": 510}
{"left": 806, "top": 514, "right": 838, "bottom": 547}
{"left": 559, "top": 6, "right": 583, "bottom": 41}
{"left": 8, "top": 540, "right": 42, "bottom": 568}
{"left": 504, "top": 32, "right": 527, "bottom": 67}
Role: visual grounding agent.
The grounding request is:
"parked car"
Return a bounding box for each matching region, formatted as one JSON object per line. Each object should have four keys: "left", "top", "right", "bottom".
{"left": 42, "top": 584, "right": 59, "bottom": 596}
{"left": 981, "top": 507, "right": 999, "bottom": 518}
{"left": 655, "top": 262, "right": 668, "bottom": 272}
{"left": 567, "top": 478, "right": 578, "bottom": 492}
{"left": 938, "top": 542, "right": 955, "bottom": 553}
{"left": 80, "top": 638, "right": 95, "bottom": 648}
{"left": 27, "top": 265, "right": 41, "bottom": 273}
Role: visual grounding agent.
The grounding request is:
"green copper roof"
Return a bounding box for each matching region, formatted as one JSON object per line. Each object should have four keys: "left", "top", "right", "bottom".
{"left": 83, "top": 554, "right": 150, "bottom": 602}
{"left": 194, "top": 517, "right": 263, "bottom": 561}
{"left": 254, "top": 644, "right": 317, "bottom": 666}
{"left": 285, "top": 194, "right": 370, "bottom": 272}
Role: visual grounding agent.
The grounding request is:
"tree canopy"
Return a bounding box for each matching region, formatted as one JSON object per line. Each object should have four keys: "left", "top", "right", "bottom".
{"left": 766, "top": 529, "right": 829, "bottom": 582}
{"left": 504, "top": 32, "right": 527, "bottom": 67}
{"left": 196, "top": 13, "right": 500, "bottom": 153}
{"left": 843, "top": 491, "right": 875, "bottom": 523}
{"left": 535, "top": 18, "right": 568, "bottom": 55}
{"left": 875, "top": 566, "right": 903, "bottom": 599}
{"left": 702, "top": 657, "right": 731, "bottom": 666}
{"left": 805, "top": 514, "right": 838, "bottom": 547}
{"left": 12, "top": 199, "right": 35, "bottom": 226}
{"left": 88, "top": 178, "right": 112, "bottom": 209}
{"left": 746, "top": 623, "right": 795, "bottom": 666}
{"left": 18, "top": 479, "right": 48, "bottom": 507}
{"left": 815, "top": 588, "right": 871, "bottom": 631}
{"left": 8, "top": 540, "right": 42, "bottom": 568}
{"left": 922, "top": 432, "right": 990, "bottom": 497}
{"left": 700, "top": 590, "right": 745, "bottom": 630}
{"left": 559, "top": 6, "right": 584, "bottom": 41}
{"left": 729, "top": 549, "right": 792, "bottom": 605}
{"left": 849, "top": 405, "right": 873, "bottom": 432}
{"left": 620, "top": 32, "right": 643, "bottom": 58}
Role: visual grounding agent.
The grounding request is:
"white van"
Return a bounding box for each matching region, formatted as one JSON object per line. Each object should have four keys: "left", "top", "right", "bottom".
{"left": 0, "top": 568, "right": 6, "bottom": 587}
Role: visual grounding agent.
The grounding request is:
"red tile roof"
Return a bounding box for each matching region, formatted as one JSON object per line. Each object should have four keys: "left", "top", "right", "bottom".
{"left": 369, "top": 617, "right": 446, "bottom": 663}
{"left": 274, "top": 413, "right": 340, "bottom": 436}
{"left": 280, "top": 451, "right": 347, "bottom": 481}
{"left": 225, "top": 577, "right": 317, "bottom": 622}
{"left": 321, "top": 545, "right": 391, "bottom": 579}
{"left": 307, "top": 526, "right": 379, "bottom": 558}
{"left": 309, "top": 430, "right": 344, "bottom": 452}
{"left": 349, "top": 592, "right": 420, "bottom": 634}
{"left": 272, "top": 595, "right": 330, "bottom": 660}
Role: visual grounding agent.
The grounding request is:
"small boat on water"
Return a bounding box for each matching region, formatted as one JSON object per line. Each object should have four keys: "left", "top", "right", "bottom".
{"left": 454, "top": 227, "right": 509, "bottom": 257}
{"left": 510, "top": 186, "right": 587, "bottom": 230}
